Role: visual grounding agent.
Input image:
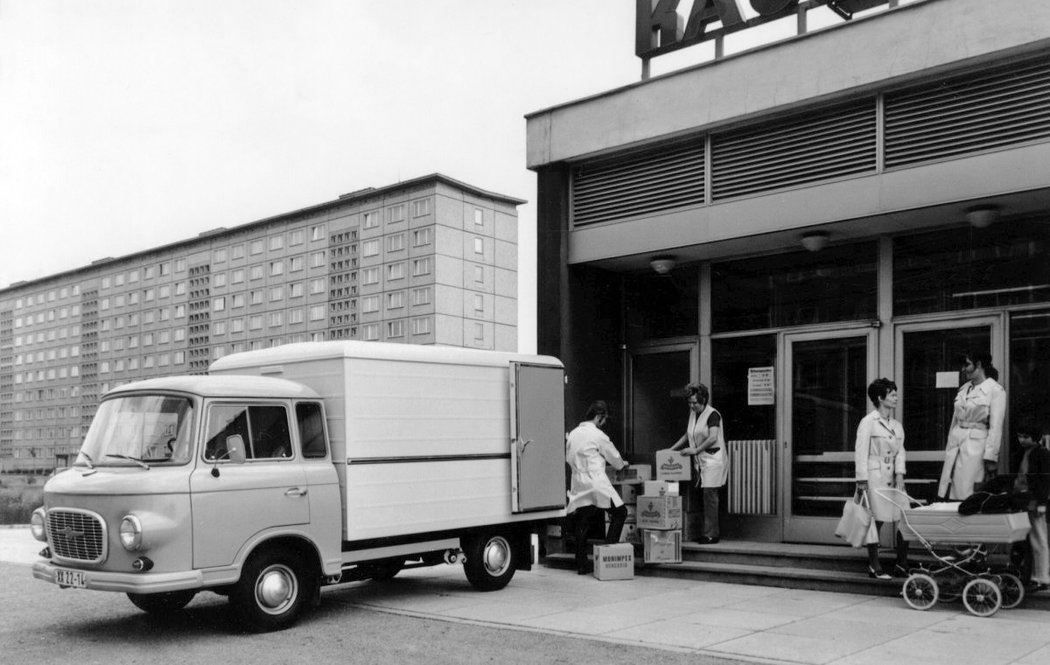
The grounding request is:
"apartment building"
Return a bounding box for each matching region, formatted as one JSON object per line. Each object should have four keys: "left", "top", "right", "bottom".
{"left": 0, "top": 173, "right": 523, "bottom": 472}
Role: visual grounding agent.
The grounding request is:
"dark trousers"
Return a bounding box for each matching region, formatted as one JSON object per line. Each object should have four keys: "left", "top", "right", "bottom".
{"left": 572, "top": 504, "right": 628, "bottom": 571}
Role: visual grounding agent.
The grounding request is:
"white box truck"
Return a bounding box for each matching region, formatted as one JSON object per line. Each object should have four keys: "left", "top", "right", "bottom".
{"left": 30, "top": 341, "right": 567, "bottom": 630}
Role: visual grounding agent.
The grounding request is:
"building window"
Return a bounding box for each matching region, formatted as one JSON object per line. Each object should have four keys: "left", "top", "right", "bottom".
{"left": 474, "top": 265, "right": 484, "bottom": 284}
{"left": 412, "top": 258, "right": 431, "bottom": 276}
{"left": 250, "top": 290, "right": 263, "bottom": 305}
{"left": 289, "top": 308, "right": 304, "bottom": 324}
{"left": 290, "top": 282, "right": 304, "bottom": 298}
{"left": 213, "top": 297, "right": 226, "bottom": 312}
{"left": 363, "top": 240, "right": 379, "bottom": 257}
{"left": 232, "top": 293, "right": 245, "bottom": 308}
{"left": 362, "top": 268, "right": 379, "bottom": 285}
{"left": 269, "top": 312, "right": 283, "bottom": 327}
{"left": 413, "top": 198, "right": 430, "bottom": 217}
{"left": 231, "top": 244, "right": 245, "bottom": 260}
{"left": 474, "top": 208, "right": 484, "bottom": 226}
{"left": 250, "top": 239, "right": 264, "bottom": 255}
{"left": 474, "top": 322, "right": 484, "bottom": 341}
{"left": 270, "top": 286, "right": 283, "bottom": 302}
{"left": 249, "top": 315, "right": 263, "bottom": 330}
{"left": 363, "top": 211, "right": 379, "bottom": 229}
{"left": 474, "top": 237, "right": 484, "bottom": 255}
{"left": 175, "top": 258, "right": 187, "bottom": 272}
{"left": 174, "top": 328, "right": 186, "bottom": 341}
{"left": 213, "top": 272, "right": 227, "bottom": 287}
{"left": 412, "top": 228, "right": 432, "bottom": 247}
{"left": 387, "top": 292, "right": 404, "bottom": 309}
{"left": 363, "top": 324, "right": 379, "bottom": 341}
{"left": 290, "top": 229, "right": 304, "bottom": 245}
{"left": 362, "top": 296, "right": 379, "bottom": 313}
{"left": 250, "top": 265, "right": 264, "bottom": 280}
{"left": 311, "top": 224, "right": 326, "bottom": 241}
{"left": 309, "top": 305, "right": 325, "bottom": 321}
{"left": 270, "top": 260, "right": 284, "bottom": 277}
{"left": 309, "top": 278, "right": 325, "bottom": 294}
{"left": 412, "top": 287, "right": 431, "bottom": 306}
{"left": 230, "top": 318, "right": 245, "bottom": 333}
{"left": 231, "top": 268, "right": 245, "bottom": 284}
{"left": 290, "top": 256, "right": 303, "bottom": 272}
{"left": 387, "top": 320, "right": 404, "bottom": 338}
{"left": 412, "top": 317, "right": 430, "bottom": 335}
{"left": 214, "top": 248, "right": 227, "bottom": 263}
{"left": 311, "top": 251, "right": 325, "bottom": 268}
{"left": 270, "top": 235, "right": 284, "bottom": 251}
{"left": 213, "top": 321, "right": 226, "bottom": 336}
{"left": 387, "top": 234, "right": 404, "bottom": 252}
{"left": 387, "top": 204, "right": 405, "bottom": 223}
{"left": 387, "top": 263, "right": 404, "bottom": 281}
{"left": 174, "top": 304, "right": 186, "bottom": 318}
{"left": 474, "top": 294, "right": 484, "bottom": 313}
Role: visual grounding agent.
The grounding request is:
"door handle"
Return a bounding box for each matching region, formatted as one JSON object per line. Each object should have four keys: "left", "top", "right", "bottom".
{"left": 285, "top": 488, "right": 308, "bottom": 497}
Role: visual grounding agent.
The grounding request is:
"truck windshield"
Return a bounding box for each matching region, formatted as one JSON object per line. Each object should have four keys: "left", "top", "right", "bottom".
{"left": 76, "top": 395, "right": 196, "bottom": 467}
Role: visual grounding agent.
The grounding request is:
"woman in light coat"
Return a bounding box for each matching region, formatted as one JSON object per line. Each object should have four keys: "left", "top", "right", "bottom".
{"left": 937, "top": 352, "right": 1005, "bottom": 501}
{"left": 669, "top": 383, "right": 728, "bottom": 544}
{"left": 855, "top": 378, "right": 909, "bottom": 579}
{"left": 566, "top": 400, "right": 628, "bottom": 574}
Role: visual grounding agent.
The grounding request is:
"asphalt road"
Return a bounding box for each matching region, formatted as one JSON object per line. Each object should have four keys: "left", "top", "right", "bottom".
{"left": 0, "top": 562, "right": 747, "bottom": 665}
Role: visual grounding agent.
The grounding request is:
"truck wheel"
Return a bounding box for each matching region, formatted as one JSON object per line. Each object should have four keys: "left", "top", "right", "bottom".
{"left": 231, "top": 549, "right": 309, "bottom": 631}
{"left": 463, "top": 532, "right": 516, "bottom": 591}
{"left": 126, "top": 590, "right": 197, "bottom": 614}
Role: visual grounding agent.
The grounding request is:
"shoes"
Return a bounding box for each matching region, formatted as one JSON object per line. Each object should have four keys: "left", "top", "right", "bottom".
{"left": 892, "top": 564, "right": 910, "bottom": 578}
{"left": 695, "top": 537, "right": 720, "bottom": 545}
{"left": 1027, "top": 582, "right": 1050, "bottom": 594}
{"left": 868, "top": 567, "right": 892, "bottom": 580}
{"left": 577, "top": 566, "right": 593, "bottom": 576}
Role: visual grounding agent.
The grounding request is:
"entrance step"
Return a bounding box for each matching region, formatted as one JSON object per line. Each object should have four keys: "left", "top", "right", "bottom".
{"left": 544, "top": 540, "right": 1050, "bottom": 611}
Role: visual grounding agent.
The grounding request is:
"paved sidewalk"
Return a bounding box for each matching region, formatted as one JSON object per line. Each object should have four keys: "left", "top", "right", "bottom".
{"left": 3, "top": 525, "right": 1048, "bottom": 665}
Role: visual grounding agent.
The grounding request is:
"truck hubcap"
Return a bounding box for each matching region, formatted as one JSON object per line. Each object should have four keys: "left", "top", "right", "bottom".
{"left": 483, "top": 537, "right": 511, "bottom": 576}
{"left": 255, "top": 564, "right": 297, "bottom": 614}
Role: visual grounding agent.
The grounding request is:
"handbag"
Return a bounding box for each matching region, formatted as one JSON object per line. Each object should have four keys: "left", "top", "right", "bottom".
{"left": 834, "top": 490, "right": 873, "bottom": 548}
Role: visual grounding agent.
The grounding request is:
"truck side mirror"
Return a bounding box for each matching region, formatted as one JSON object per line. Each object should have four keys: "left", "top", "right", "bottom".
{"left": 225, "top": 435, "right": 247, "bottom": 464}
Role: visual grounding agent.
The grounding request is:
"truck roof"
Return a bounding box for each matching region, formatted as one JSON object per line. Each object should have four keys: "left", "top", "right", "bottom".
{"left": 208, "top": 340, "right": 564, "bottom": 372}
{"left": 104, "top": 375, "right": 322, "bottom": 400}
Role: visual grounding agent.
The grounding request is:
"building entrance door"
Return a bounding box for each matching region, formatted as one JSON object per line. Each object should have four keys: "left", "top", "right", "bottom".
{"left": 894, "top": 317, "right": 1001, "bottom": 505}
{"left": 782, "top": 330, "right": 876, "bottom": 543}
{"left": 626, "top": 343, "right": 698, "bottom": 461}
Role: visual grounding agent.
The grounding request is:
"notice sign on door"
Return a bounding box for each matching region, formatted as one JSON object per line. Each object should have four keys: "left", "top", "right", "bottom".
{"left": 747, "top": 367, "right": 775, "bottom": 406}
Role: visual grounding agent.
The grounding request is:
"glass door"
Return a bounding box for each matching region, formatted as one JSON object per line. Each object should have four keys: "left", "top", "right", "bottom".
{"left": 782, "top": 330, "right": 876, "bottom": 543}
{"left": 894, "top": 317, "right": 1002, "bottom": 504}
{"left": 627, "top": 343, "right": 698, "bottom": 461}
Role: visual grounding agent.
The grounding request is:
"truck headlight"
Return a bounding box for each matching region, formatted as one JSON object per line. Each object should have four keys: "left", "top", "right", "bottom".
{"left": 30, "top": 508, "right": 48, "bottom": 542}
{"left": 119, "top": 515, "right": 143, "bottom": 551}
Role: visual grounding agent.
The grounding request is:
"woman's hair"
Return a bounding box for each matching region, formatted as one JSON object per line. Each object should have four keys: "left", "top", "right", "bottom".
{"left": 684, "top": 383, "right": 709, "bottom": 406}
{"left": 584, "top": 400, "right": 608, "bottom": 421}
{"left": 867, "top": 378, "right": 898, "bottom": 407}
{"left": 962, "top": 351, "right": 998, "bottom": 380}
{"left": 1015, "top": 419, "right": 1043, "bottom": 440}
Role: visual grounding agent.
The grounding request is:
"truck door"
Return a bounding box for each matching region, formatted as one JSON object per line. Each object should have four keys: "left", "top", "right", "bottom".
{"left": 510, "top": 363, "right": 566, "bottom": 513}
{"left": 189, "top": 402, "right": 310, "bottom": 569}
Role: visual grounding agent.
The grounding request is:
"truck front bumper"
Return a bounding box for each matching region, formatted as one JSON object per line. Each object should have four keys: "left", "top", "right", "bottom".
{"left": 33, "top": 560, "right": 205, "bottom": 594}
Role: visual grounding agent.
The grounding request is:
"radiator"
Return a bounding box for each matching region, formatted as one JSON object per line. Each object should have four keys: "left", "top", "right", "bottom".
{"left": 727, "top": 439, "right": 777, "bottom": 515}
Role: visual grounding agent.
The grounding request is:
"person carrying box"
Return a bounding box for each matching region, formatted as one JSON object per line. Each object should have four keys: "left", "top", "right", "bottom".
{"left": 1013, "top": 420, "right": 1050, "bottom": 593}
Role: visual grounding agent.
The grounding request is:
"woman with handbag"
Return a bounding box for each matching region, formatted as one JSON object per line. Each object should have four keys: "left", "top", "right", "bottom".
{"left": 855, "top": 378, "right": 910, "bottom": 579}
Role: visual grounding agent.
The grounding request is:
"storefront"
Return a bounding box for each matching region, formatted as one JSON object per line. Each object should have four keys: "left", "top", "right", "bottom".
{"left": 527, "top": 0, "right": 1050, "bottom": 544}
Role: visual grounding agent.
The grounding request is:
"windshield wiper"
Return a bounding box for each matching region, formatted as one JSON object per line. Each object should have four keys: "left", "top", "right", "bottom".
{"left": 105, "top": 454, "right": 150, "bottom": 470}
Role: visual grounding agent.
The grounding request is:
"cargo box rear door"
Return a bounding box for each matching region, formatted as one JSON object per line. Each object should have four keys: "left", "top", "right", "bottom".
{"left": 510, "top": 362, "right": 566, "bottom": 513}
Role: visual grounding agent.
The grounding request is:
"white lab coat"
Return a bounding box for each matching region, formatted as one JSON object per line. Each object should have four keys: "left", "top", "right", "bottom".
{"left": 854, "top": 410, "right": 906, "bottom": 522}
{"left": 565, "top": 421, "right": 627, "bottom": 513}
{"left": 937, "top": 378, "right": 1006, "bottom": 500}
{"left": 688, "top": 406, "right": 728, "bottom": 488}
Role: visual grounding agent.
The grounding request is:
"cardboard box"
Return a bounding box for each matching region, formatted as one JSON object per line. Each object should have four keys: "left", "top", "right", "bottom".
{"left": 636, "top": 495, "right": 683, "bottom": 530}
{"left": 593, "top": 543, "right": 634, "bottom": 580}
{"left": 607, "top": 521, "right": 640, "bottom": 544}
{"left": 617, "top": 483, "right": 639, "bottom": 504}
{"left": 643, "top": 529, "right": 682, "bottom": 563}
{"left": 609, "top": 464, "right": 652, "bottom": 484}
{"left": 643, "top": 480, "right": 680, "bottom": 497}
{"left": 655, "top": 450, "right": 692, "bottom": 482}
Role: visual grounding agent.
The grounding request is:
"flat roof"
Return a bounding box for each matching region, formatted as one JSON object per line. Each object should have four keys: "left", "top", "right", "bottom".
{"left": 107, "top": 374, "right": 322, "bottom": 400}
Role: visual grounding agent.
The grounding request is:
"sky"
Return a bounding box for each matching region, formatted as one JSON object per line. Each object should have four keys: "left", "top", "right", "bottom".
{"left": 0, "top": 1, "right": 873, "bottom": 353}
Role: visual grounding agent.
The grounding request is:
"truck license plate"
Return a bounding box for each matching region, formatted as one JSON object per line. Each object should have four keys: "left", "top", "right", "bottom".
{"left": 55, "top": 568, "right": 87, "bottom": 588}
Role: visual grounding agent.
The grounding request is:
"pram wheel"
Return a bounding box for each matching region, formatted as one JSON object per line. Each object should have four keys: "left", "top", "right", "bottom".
{"left": 902, "top": 573, "right": 939, "bottom": 611}
{"left": 962, "top": 577, "right": 1002, "bottom": 617}
{"left": 995, "top": 572, "right": 1024, "bottom": 609}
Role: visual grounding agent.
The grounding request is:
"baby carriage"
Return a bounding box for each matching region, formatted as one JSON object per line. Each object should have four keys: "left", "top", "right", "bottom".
{"left": 884, "top": 489, "right": 1031, "bottom": 617}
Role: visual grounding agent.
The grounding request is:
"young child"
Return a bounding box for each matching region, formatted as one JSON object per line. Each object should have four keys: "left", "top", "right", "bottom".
{"left": 1014, "top": 422, "right": 1050, "bottom": 592}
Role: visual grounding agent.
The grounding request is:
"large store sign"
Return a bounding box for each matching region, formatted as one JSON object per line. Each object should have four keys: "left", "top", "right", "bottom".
{"left": 636, "top": 0, "right": 890, "bottom": 58}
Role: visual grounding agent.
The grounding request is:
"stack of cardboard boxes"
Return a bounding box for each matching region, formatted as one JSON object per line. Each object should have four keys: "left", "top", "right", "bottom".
{"left": 638, "top": 450, "right": 692, "bottom": 564}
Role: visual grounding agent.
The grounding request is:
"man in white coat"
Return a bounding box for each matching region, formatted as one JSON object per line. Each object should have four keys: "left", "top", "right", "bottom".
{"left": 937, "top": 352, "right": 1005, "bottom": 500}
{"left": 566, "top": 400, "right": 629, "bottom": 574}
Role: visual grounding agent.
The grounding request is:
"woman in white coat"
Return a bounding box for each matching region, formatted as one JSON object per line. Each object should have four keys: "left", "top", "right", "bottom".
{"left": 937, "top": 352, "right": 1005, "bottom": 501}
{"left": 566, "top": 400, "right": 629, "bottom": 574}
{"left": 855, "top": 378, "right": 909, "bottom": 579}
{"left": 669, "top": 383, "right": 728, "bottom": 544}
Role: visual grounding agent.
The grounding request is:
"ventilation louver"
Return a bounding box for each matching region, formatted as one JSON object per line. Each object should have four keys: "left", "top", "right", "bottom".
{"left": 571, "top": 141, "right": 705, "bottom": 227}
{"left": 711, "top": 100, "right": 877, "bottom": 201}
{"left": 885, "top": 58, "right": 1050, "bottom": 169}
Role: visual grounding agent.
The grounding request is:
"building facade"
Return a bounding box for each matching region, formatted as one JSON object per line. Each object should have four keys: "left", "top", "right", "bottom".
{"left": 528, "top": 0, "right": 1050, "bottom": 543}
{"left": 0, "top": 174, "right": 522, "bottom": 472}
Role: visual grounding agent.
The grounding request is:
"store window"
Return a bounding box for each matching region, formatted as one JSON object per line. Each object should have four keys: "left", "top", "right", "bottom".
{"left": 712, "top": 243, "right": 877, "bottom": 333}
{"left": 894, "top": 220, "right": 1050, "bottom": 316}
{"left": 624, "top": 266, "right": 699, "bottom": 343}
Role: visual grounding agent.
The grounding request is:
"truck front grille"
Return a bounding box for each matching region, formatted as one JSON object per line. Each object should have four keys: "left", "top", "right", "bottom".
{"left": 47, "top": 509, "right": 107, "bottom": 563}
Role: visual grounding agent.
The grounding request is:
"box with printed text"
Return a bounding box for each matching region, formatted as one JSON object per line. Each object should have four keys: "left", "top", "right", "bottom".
{"left": 636, "top": 495, "right": 683, "bottom": 530}
{"left": 655, "top": 450, "right": 691, "bottom": 482}
{"left": 643, "top": 529, "right": 682, "bottom": 563}
{"left": 593, "top": 543, "right": 634, "bottom": 580}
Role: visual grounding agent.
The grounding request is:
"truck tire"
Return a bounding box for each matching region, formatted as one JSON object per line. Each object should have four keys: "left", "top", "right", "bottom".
{"left": 231, "top": 548, "right": 310, "bottom": 631}
{"left": 463, "top": 532, "right": 516, "bottom": 591}
{"left": 126, "top": 590, "right": 197, "bottom": 614}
